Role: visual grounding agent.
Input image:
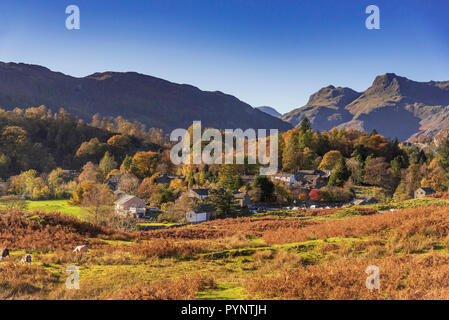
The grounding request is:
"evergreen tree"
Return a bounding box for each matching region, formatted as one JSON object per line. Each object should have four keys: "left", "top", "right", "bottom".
{"left": 218, "top": 165, "right": 239, "bottom": 191}
{"left": 208, "top": 189, "right": 238, "bottom": 218}
{"left": 299, "top": 117, "right": 311, "bottom": 132}
{"left": 253, "top": 175, "right": 275, "bottom": 202}
{"left": 328, "top": 158, "right": 350, "bottom": 187}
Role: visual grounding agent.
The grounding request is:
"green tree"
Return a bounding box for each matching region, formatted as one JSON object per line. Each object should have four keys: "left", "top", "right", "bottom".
{"left": 48, "top": 168, "right": 67, "bottom": 198}
{"left": 0, "top": 154, "right": 11, "bottom": 179}
{"left": 299, "top": 117, "right": 311, "bottom": 132}
{"left": 207, "top": 189, "right": 238, "bottom": 218}
{"left": 150, "top": 184, "right": 175, "bottom": 204}
{"left": 328, "top": 158, "right": 350, "bottom": 187}
{"left": 99, "top": 151, "right": 118, "bottom": 177}
{"left": 390, "top": 155, "right": 404, "bottom": 191}
{"left": 217, "top": 165, "right": 240, "bottom": 191}
{"left": 253, "top": 175, "right": 275, "bottom": 202}
{"left": 437, "top": 139, "right": 449, "bottom": 171}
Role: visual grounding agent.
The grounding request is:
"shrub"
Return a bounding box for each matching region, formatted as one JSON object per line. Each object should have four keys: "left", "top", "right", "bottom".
{"left": 320, "top": 186, "right": 354, "bottom": 202}
{"left": 114, "top": 274, "right": 216, "bottom": 300}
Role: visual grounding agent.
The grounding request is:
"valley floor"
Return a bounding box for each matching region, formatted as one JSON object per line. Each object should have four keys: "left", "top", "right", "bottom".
{"left": 2, "top": 197, "right": 449, "bottom": 300}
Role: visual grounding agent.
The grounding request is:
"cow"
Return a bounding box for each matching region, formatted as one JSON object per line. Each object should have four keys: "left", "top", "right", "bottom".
{"left": 0, "top": 248, "right": 10, "bottom": 261}
{"left": 20, "top": 254, "right": 32, "bottom": 264}
{"left": 73, "top": 245, "right": 88, "bottom": 253}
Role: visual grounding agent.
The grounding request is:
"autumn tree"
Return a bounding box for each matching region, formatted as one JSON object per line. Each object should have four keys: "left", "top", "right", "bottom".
{"left": 421, "top": 159, "right": 447, "bottom": 192}
{"left": 137, "top": 177, "right": 157, "bottom": 201}
{"left": 107, "top": 134, "right": 132, "bottom": 155}
{"left": 131, "top": 151, "right": 158, "bottom": 179}
{"left": 81, "top": 184, "right": 115, "bottom": 225}
{"left": 69, "top": 180, "right": 96, "bottom": 205}
{"left": 159, "top": 193, "right": 197, "bottom": 223}
{"left": 75, "top": 138, "right": 107, "bottom": 164}
{"left": 118, "top": 172, "right": 140, "bottom": 195}
{"left": 363, "top": 157, "right": 392, "bottom": 190}
{"left": 78, "top": 162, "right": 102, "bottom": 183}
{"left": 282, "top": 129, "right": 301, "bottom": 172}
{"left": 318, "top": 150, "right": 343, "bottom": 170}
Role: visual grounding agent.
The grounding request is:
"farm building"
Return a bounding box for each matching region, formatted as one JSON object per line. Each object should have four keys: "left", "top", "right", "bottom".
{"left": 414, "top": 187, "right": 436, "bottom": 199}
{"left": 268, "top": 173, "right": 298, "bottom": 184}
{"left": 114, "top": 195, "right": 146, "bottom": 217}
{"left": 188, "top": 188, "right": 225, "bottom": 201}
{"left": 269, "top": 170, "right": 331, "bottom": 190}
{"left": 233, "top": 192, "right": 251, "bottom": 207}
{"left": 294, "top": 170, "right": 332, "bottom": 190}
{"left": 188, "top": 188, "right": 211, "bottom": 200}
{"left": 185, "top": 204, "right": 217, "bottom": 223}
{"left": 154, "top": 174, "right": 185, "bottom": 185}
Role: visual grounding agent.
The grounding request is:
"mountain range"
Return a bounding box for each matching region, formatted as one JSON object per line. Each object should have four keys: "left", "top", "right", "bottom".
{"left": 282, "top": 73, "right": 449, "bottom": 141}
{"left": 1, "top": 62, "right": 449, "bottom": 141}
{"left": 0, "top": 62, "right": 291, "bottom": 132}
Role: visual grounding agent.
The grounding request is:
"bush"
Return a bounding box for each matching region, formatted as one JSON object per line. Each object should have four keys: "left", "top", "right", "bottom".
{"left": 114, "top": 274, "right": 216, "bottom": 300}
{"left": 320, "top": 186, "right": 354, "bottom": 202}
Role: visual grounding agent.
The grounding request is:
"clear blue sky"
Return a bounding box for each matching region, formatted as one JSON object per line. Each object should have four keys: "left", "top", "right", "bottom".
{"left": 0, "top": 0, "right": 448, "bottom": 114}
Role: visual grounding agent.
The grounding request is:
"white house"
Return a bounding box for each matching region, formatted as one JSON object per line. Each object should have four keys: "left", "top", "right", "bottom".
{"left": 269, "top": 173, "right": 298, "bottom": 184}
{"left": 185, "top": 205, "right": 216, "bottom": 224}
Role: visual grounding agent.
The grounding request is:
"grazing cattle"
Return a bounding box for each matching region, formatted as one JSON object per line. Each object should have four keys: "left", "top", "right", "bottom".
{"left": 20, "top": 254, "right": 32, "bottom": 264}
{"left": 73, "top": 245, "right": 88, "bottom": 253}
{"left": 0, "top": 248, "right": 10, "bottom": 261}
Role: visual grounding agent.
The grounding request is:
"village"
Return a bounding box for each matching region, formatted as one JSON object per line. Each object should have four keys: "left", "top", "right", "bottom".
{"left": 108, "top": 170, "right": 436, "bottom": 227}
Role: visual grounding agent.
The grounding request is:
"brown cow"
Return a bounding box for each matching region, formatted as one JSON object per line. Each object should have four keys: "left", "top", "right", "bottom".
{"left": 20, "top": 254, "right": 32, "bottom": 264}
{"left": 73, "top": 245, "right": 88, "bottom": 253}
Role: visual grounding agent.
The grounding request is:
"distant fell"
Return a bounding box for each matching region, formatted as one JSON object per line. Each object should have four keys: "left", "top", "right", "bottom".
{"left": 0, "top": 62, "right": 292, "bottom": 132}
{"left": 282, "top": 73, "right": 449, "bottom": 141}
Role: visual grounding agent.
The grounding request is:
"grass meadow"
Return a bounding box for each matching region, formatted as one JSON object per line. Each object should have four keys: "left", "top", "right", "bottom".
{"left": 2, "top": 197, "right": 449, "bottom": 300}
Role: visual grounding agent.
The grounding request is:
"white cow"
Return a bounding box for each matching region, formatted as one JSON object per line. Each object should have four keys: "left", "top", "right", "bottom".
{"left": 20, "top": 254, "right": 32, "bottom": 264}
{"left": 73, "top": 245, "right": 88, "bottom": 253}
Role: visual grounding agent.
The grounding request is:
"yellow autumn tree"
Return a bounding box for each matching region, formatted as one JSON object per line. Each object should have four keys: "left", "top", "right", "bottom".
{"left": 423, "top": 159, "right": 447, "bottom": 192}
{"left": 318, "top": 150, "right": 343, "bottom": 170}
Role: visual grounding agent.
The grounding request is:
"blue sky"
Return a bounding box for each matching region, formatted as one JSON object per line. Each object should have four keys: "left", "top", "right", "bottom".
{"left": 0, "top": 0, "right": 448, "bottom": 114}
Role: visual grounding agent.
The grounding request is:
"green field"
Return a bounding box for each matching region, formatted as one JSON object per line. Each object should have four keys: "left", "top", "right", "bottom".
{"left": 24, "top": 200, "right": 84, "bottom": 219}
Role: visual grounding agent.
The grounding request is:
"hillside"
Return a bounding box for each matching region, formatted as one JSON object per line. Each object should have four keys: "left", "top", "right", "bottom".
{"left": 256, "top": 106, "right": 282, "bottom": 118}
{"left": 0, "top": 62, "right": 291, "bottom": 132}
{"left": 282, "top": 74, "right": 449, "bottom": 141}
{"left": 4, "top": 199, "right": 449, "bottom": 300}
{"left": 0, "top": 107, "right": 153, "bottom": 177}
